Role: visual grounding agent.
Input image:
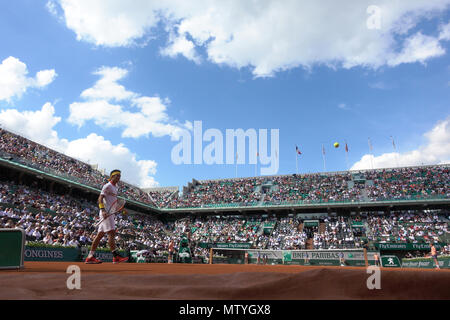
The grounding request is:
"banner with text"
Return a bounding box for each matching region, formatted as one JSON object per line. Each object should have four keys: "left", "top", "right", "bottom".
{"left": 375, "top": 243, "right": 445, "bottom": 251}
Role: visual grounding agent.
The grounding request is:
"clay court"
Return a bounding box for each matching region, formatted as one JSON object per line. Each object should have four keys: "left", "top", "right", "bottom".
{"left": 1, "top": 262, "right": 449, "bottom": 300}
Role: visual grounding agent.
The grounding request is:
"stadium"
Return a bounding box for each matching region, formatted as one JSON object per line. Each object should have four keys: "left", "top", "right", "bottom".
{"left": 2, "top": 1, "right": 450, "bottom": 309}
{"left": 1, "top": 127, "right": 449, "bottom": 300}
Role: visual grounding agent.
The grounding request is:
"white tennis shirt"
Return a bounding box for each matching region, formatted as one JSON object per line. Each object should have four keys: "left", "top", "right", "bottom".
{"left": 100, "top": 181, "right": 118, "bottom": 212}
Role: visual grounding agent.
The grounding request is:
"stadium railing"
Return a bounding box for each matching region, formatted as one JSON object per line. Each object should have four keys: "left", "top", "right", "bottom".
{"left": 163, "top": 195, "right": 450, "bottom": 211}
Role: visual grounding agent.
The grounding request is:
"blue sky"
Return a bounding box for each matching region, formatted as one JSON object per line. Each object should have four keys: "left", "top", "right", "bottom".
{"left": 0, "top": 0, "right": 449, "bottom": 189}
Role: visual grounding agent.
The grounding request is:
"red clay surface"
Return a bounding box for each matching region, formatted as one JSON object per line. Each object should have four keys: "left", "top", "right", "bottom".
{"left": 0, "top": 262, "right": 449, "bottom": 300}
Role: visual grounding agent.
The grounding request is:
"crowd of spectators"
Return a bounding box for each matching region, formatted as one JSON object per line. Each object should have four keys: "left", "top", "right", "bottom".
{"left": 267, "top": 174, "right": 364, "bottom": 204}
{"left": 162, "top": 166, "right": 449, "bottom": 209}
{"left": 365, "top": 166, "right": 450, "bottom": 201}
{"left": 166, "top": 179, "right": 264, "bottom": 209}
{"left": 1, "top": 127, "right": 449, "bottom": 210}
{"left": 0, "top": 179, "right": 163, "bottom": 250}
{"left": 148, "top": 190, "right": 176, "bottom": 208}
{"left": 312, "top": 217, "right": 360, "bottom": 249}
{"left": 187, "top": 216, "right": 259, "bottom": 243}
{"left": 0, "top": 128, "right": 156, "bottom": 206}
{"left": 266, "top": 217, "right": 307, "bottom": 250}
{"left": 364, "top": 167, "right": 449, "bottom": 201}
{"left": 0, "top": 178, "right": 449, "bottom": 259}
{"left": 0, "top": 128, "right": 104, "bottom": 186}
{"left": 366, "top": 211, "right": 449, "bottom": 244}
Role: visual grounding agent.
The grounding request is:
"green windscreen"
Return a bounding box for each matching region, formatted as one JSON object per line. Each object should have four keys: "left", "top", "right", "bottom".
{"left": 0, "top": 229, "right": 24, "bottom": 269}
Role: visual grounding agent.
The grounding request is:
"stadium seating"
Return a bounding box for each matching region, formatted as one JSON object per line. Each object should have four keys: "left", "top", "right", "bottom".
{"left": 1, "top": 127, "right": 448, "bottom": 210}
{"left": 1, "top": 129, "right": 449, "bottom": 261}
{"left": 2, "top": 175, "right": 448, "bottom": 261}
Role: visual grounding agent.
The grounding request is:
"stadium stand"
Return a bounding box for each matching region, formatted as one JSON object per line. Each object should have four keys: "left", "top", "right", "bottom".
{"left": 165, "top": 165, "right": 448, "bottom": 209}
{"left": 0, "top": 128, "right": 449, "bottom": 263}
{"left": 0, "top": 127, "right": 156, "bottom": 206}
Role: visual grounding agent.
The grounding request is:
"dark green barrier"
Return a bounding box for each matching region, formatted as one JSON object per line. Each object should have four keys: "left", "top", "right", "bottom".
{"left": 402, "top": 256, "right": 449, "bottom": 269}
{"left": 24, "top": 245, "right": 80, "bottom": 262}
{"left": 0, "top": 228, "right": 25, "bottom": 269}
{"left": 249, "top": 258, "right": 370, "bottom": 266}
{"left": 245, "top": 250, "right": 375, "bottom": 266}
{"left": 375, "top": 243, "right": 446, "bottom": 251}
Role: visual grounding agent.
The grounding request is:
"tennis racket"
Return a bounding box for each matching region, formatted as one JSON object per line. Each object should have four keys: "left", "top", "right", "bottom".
{"left": 94, "top": 198, "right": 126, "bottom": 228}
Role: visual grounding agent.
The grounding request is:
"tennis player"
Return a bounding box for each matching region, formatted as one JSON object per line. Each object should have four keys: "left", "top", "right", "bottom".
{"left": 85, "top": 169, "right": 129, "bottom": 264}
{"left": 430, "top": 243, "right": 440, "bottom": 270}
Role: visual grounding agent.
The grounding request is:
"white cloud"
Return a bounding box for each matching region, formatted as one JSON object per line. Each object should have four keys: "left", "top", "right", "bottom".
{"left": 54, "top": 0, "right": 450, "bottom": 77}
{"left": 369, "top": 81, "right": 390, "bottom": 90}
{"left": 338, "top": 103, "right": 349, "bottom": 110}
{"left": 46, "top": 1, "right": 58, "bottom": 17}
{"left": 59, "top": 0, "right": 161, "bottom": 47}
{"left": 36, "top": 69, "right": 57, "bottom": 87}
{"left": 351, "top": 117, "right": 450, "bottom": 170}
{"left": 387, "top": 32, "right": 446, "bottom": 66}
{"left": 68, "top": 66, "right": 191, "bottom": 140}
{"left": 0, "top": 103, "right": 159, "bottom": 187}
{"left": 160, "top": 32, "right": 201, "bottom": 64}
{"left": 80, "top": 67, "right": 136, "bottom": 101}
{"left": 65, "top": 133, "right": 158, "bottom": 187}
{"left": 439, "top": 22, "right": 450, "bottom": 41}
{"left": 0, "top": 56, "right": 57, "bottom": 102}
{"left": 0, "top": 102, "right": 63, "bottom": 149}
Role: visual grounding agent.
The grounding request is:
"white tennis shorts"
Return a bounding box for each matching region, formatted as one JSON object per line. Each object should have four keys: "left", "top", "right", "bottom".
{"left": 98, "top": 211, "right": 115, "bottom": 233}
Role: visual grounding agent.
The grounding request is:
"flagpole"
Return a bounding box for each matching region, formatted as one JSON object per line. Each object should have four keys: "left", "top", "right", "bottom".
{"left": 255, "top": 152, "right": 258, "bottom": 177}
{"left": 322, "top": 144, "right": 326, "bottom": 172}
{"left": 345, "top": 141, "right": 349, "bottom": 171}
{"left": 235, "top": 152, "right": 238, "bottom": 178}
{"left": 296, "top": 152, "right": 298, "bottom": 174}
{"left": 391, "top": 136, "right": 399, "bottom": 167}
{"left": 368, "top": 138, "right": 374, "bottom": 170}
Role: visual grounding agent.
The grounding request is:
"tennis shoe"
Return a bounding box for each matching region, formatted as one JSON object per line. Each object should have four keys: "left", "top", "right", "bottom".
{"left": 85, "top": 256, "right": 102, "bottom": 264}
{"left": 113, "top": 255, "right": 129, "bottom": 264}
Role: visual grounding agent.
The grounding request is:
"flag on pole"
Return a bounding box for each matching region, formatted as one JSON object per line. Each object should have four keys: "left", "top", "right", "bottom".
{"left": 296, "top": 145, "right": 302, "bottom": 155}
{"left": 344, "top": 141, "right": 349, "bottom": 171}
{"left": 322, "top": 145, "right": 325, "bottom": 155}
{"left": 391, "top": 136, "right": 396, "bottom": 149}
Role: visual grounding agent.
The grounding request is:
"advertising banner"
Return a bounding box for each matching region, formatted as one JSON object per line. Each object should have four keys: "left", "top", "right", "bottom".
{"left": 375, "top": 243, "right": 445, "bottom": 251}
{"left": 24, "top": 245, "right": 80, "bottom": 262}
